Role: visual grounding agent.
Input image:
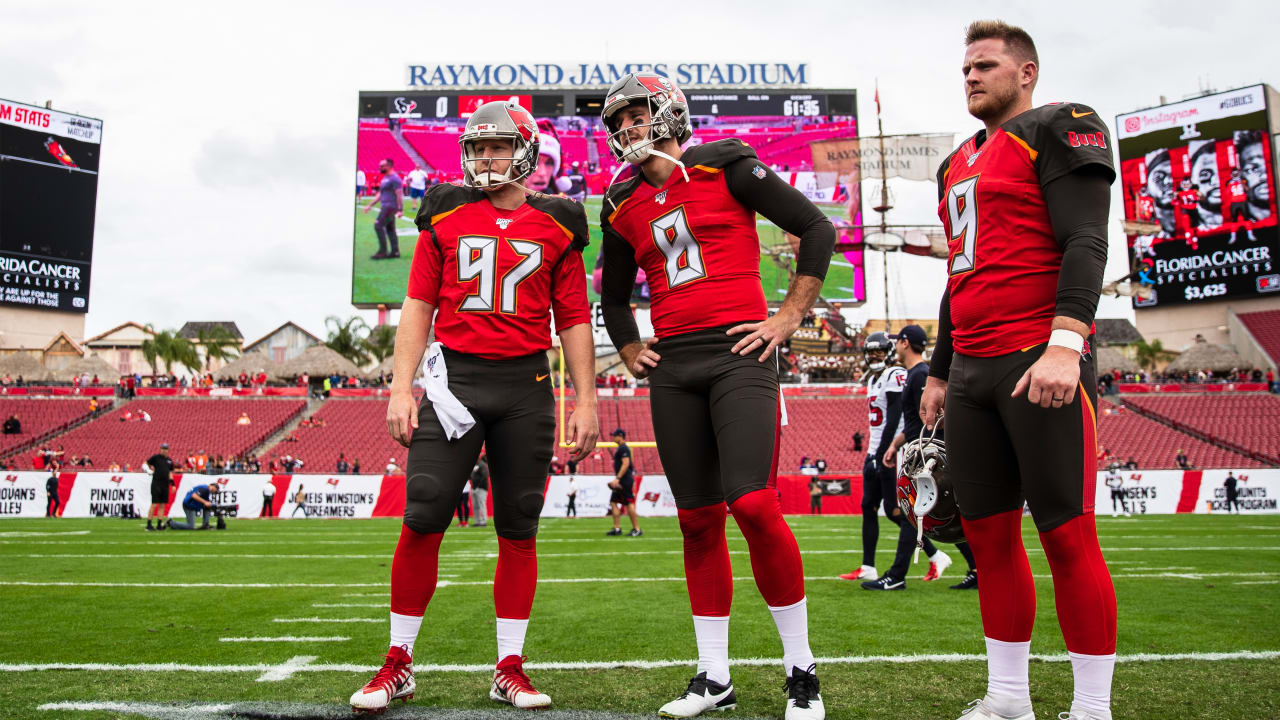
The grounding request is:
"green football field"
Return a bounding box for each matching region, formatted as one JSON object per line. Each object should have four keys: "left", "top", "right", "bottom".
{"left": 351, "top": 197, "right": 857, "bottom": 307}
{"left": 0, "top": 514, "right": 1277, "bottom": 719}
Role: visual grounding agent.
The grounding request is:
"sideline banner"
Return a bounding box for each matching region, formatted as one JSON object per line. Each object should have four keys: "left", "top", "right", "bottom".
{"left": 1196, "top": 469, "right": 1280, "bottom": 513}
{"left": 1093, "top": 470, "right": 1184, "bottom": 516}
{"left": 544, "top": 475, "right": 615, "bottom": 518}
{"left": 633, "top": 475, "right": 678, "bottom": 517}
{"left": 0, "top": 472, "right": 56, "bottom": 517}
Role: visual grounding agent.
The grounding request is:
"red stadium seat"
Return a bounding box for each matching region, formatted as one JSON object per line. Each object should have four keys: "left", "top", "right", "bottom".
{"left": 1121, "top": 395, "right": 1280, "bottom": 465}
{"left": 0, "top": 398, "right": 112, "bottom": 459}
{"left": 1238, "top": 309, "right": 1280, "bottom": 368}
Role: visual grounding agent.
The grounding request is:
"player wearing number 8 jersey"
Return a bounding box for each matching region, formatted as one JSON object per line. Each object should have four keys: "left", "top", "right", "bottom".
{"left": 599, "top": 73, "right": 835, "bottom": 720}
{"left": 350, "top": 101, "right": 600, "bottom": 714}
{"left": 924, "top": 22, "right": 1117, "bottom": 720}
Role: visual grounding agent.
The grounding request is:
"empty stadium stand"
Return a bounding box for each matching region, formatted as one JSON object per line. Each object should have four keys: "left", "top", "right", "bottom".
{"left": 5, "top": 398, "right": 304, "bottom": 470}
{"left": 1237, "top": 309, "right": 1280, "bottom": 367}
{"left": 1123, "top": 394, "right": 1280, "bottom": 466}
{"left": 357, "top": 126, "right": 418, "bottom": 180}
{"left": 260, "top": 398, "right": 404, "bottom": 474}
{"left": 1096, "top": 399, "right": 1262, "bottom": 469}
{"left": 0, "top": 398, "right": 112, "bottom": 458}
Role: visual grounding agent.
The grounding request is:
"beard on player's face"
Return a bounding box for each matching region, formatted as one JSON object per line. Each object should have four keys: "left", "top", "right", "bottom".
{"left": 967, "top": 75, "right": 1020, "bottom": 122}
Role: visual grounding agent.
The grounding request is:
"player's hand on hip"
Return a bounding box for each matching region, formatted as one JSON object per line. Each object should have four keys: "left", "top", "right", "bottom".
{"left": 727, "top": 311, "right": 801, "bottom": 362}
{"left": 921, "top": 376, "right": 947, "bottom": 430}
{"left": 1012, "top": 346, "right": 1081, "bottom": 409}
{"left": 621, "top": 339, "right": 660, "bottom": 379}
{"left": 386, "top": 392, "right": 419, "bottom": 448}
{"left": 565, "top": 405, "right": 599, "bottom": 463}
{"left": 362, "top": 204, "right": 372, "bottom": 214}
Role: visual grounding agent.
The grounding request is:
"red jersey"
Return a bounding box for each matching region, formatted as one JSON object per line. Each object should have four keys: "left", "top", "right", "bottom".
{"left": 407, "top": 184, "right": 590, "bottom": 359}
{"left": 1137, "top": 195, "right": 1156, "bottom": 220}
{"left": 1227, "top": 179, "right": 1248, "bottom": 204}
{"left": 600, "top": 140, "right": 767, "bottom": 338}
{"left": 1175, "top": 188, "right": 1200, "bottom": 211}
{"left": 937, "top": 103, "right": 1115, "bottom": 357}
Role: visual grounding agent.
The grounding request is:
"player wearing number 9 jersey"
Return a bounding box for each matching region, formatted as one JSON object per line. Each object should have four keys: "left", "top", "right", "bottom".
{"left": 599, "top": 73, "right": 835, "bottom": 720}
{"left": 925, "top": 21, "right": 1117, "bottom": 720}
{"left": 351, "top": 101, "right": 600, "bottom": 714}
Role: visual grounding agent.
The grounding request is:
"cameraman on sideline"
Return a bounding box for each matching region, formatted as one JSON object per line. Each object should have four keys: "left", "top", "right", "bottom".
{"left": 169, "top": 482, "right": 219, "bottom": 530}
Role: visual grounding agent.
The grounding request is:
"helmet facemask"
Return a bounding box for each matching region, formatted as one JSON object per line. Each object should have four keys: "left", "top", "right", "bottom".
{"left": 605, "top": 97, "right": 681, "bottom": 165}
{"left": 460, "top": 135, "right": 535, "bottom": 189}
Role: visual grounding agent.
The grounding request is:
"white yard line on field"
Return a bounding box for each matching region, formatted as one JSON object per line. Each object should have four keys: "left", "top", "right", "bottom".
{"left": 8, "top": 650, "right": 1279, "bottom": 683}
{"left": 219, "top": 636, "right": 349, "bottom": 643}
{"left": 271, "top": 617, "right": 380, "bottom": 623}
{"left": 311, "top": 603, "right": 384, "bottom": 608}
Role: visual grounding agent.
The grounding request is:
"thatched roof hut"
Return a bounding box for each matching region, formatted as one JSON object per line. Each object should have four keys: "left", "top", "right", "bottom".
{"left": 213, "top": 351, "right": 284, "bottom": 382}
{"left": 48, "top": 354, "right": 120, "bottom": 382}
{"left": 1096, "top": 346, "right": 1139, "bottom": 374}
{"left": 0, "top": 352, "right": 51, "bottom": 382}
{"left": 1166, "top": 339, "right": 1247, "bottom": 373}
{"left": 277, "top": 345, "right": 365, "bottom": 378}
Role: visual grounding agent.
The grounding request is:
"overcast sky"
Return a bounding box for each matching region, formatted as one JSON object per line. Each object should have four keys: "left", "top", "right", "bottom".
{"left": 4, "top": 0, "right": 1278, "bottom": 342}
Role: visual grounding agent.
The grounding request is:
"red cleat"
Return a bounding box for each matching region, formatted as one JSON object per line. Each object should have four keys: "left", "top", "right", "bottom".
{"left": 490, "top": 654, "right": 552, "bottom": 709}
{"left": 350, "top": 645, "right": 414, "bottom": 714}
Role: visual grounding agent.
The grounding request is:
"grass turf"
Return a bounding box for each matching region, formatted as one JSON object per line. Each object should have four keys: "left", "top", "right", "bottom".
{"left": 0, "top": 514, "right": 1277, "bottom": 719}
{"left": 351, "top": 197, "right": 856, "bottom": 307}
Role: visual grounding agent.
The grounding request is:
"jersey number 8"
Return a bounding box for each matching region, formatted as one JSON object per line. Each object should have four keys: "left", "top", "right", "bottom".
{"left": 946, "top": 175, "right": 979, "bottom": 276}
{"left": 457, "top": 236, "right": 543, "bottom": 314}
{"left": 650, "top": 207, "right": 707, "bottom": 288}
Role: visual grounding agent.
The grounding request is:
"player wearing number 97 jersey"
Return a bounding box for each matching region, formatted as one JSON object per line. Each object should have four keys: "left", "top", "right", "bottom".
{"left": 926, "top": 21, "right": 1117, "bottom": 720}
{"left": 351, "top": 101, "right": 600, "bottom": 714}
{"left": 599, "top": 72, "right": 835, "bottom": 720}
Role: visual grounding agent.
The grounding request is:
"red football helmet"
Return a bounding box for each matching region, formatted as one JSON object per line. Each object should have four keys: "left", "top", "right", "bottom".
{"left": 895, "top": 424, "right": 964, "bottom": 544}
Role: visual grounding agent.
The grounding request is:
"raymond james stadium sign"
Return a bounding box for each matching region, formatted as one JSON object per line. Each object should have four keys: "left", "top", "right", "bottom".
{"left": 407, "top": 63, "right": 809, "bottom": 88}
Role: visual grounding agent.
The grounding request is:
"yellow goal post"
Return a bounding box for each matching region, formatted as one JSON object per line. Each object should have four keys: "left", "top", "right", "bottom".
{"left": 556, "top": 346, "right": 658, "bottom": 450}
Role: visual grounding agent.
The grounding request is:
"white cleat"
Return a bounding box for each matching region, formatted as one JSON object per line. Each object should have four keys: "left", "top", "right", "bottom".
{"left": 838, "top": 565, "right": 876, "bottom": 581}
{"left": 350, "top": 645, "right": 414, "bottom": 714}
{"left": 783, "top": 664, "right": 824, "bottom": 720}
{"left": 659, "top": 672, "right": 737, "bottom": 718}
{"left": 1058, "top": 710, "right": 1113, "bottom": 720}
{"left": 490, "top": 654, "right": 552, "bottom": 710}
{"left": 923, "top": 550, "right": 953, "bottom": 581}
{"left": 956, "top": 698, "right": 1034, "bottom": 720}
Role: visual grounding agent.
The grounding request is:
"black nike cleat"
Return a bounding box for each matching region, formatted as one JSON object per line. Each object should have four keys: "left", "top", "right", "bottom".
{"left": 949, "top": 570, "right": 978, "bottom": 590}
{"left": 861, "top": 575, "right": 906, "bottom": 591}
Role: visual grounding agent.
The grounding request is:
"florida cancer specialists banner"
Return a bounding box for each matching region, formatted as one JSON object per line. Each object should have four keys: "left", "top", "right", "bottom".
{"left": 5, "top": 469, "right": 1277, "bottom": 518}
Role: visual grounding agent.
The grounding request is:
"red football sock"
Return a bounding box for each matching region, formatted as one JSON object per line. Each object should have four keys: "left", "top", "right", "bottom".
{"left": 1039, "top": 513, "right": 1117, "bottom": 655}
{"left": 390, "top": 525, "right": 443, "bottom": 616}
{"left": 729, "top": 489, "right": 804, "bottom": 607}
{"left": 678, "top": 504, "right": 733, "bottom": 616}
{"left": 494, "top": 536, "right": 538, "bottom": 620}
{"left": 961, "top": 510, "right": 1035, "bottom": 643}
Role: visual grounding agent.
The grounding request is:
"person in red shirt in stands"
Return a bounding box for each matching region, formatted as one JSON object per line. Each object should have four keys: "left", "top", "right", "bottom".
{"left": 1174, "top": 179, "right": 1202, "bottom": 247}
{"left": 350, "top": 100, "right": 598, "bottom": 714}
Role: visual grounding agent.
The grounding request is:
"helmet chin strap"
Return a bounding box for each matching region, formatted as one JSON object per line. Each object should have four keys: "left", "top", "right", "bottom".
{"left": 605, "top": 147, "right": 690, "bottom": 210}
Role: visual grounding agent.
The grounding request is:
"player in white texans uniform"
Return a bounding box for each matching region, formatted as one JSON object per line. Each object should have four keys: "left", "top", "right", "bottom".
{"left": 840, "top": 332, "right": 906, "bottom": 581}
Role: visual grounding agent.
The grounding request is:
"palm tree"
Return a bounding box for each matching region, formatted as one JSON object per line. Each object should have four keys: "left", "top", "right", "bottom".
{"left": 140, "top": 327, "right": 203, "bottom": 377}
{"left": 363, "top": 324, "right": 397, "bottom": 364}
{"left": 197, "top": 326, "right": 241, "bottom": 371}
{"left": 325, "top": 315, "right": 371, "bottom": 367}
{"left": 1133, "top": 339, "right": 1175, "bottom": 372}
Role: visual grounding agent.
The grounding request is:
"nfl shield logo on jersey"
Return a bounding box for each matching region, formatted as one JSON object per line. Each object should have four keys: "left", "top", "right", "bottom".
{"left": 752, "top": 165, "right": 767, "bottom": 179}
{"left": 654, "top": 190, "right": 668, "bottom": 205}
{"left": 495, "top": 218, "right": 514, "bottom": 229}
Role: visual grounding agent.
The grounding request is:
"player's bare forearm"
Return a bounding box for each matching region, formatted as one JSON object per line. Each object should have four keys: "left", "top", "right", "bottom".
{"left": 559, "top": 324, "right": 596, "bottom": 409}
{"left": 391, "top": 298, "right": 434, "bottom": 398}
{"left": 1052, "top": 315, "right": 1089, "bottom": 338}
{"left": 778, "top": 274, "right": 824, "bottom": 325}
{"left": 728, "top": 275, "right": 822, "bottom": 360}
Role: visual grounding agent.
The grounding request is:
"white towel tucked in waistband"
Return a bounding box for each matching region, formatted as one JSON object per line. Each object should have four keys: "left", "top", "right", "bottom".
{"left": 423, "top": 342, "right": 475, "bottom": 441}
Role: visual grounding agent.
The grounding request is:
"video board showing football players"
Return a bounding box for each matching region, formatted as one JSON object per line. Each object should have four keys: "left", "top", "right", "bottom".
{"left": 1116, "top": 86, "right": 1279, "bottom": 308}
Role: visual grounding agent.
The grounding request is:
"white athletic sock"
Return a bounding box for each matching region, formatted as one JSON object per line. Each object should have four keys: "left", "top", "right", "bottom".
{"left": 984, "top": 637, "right": 1032, "bottom": 717}
{"left": 692, "top": 615, "right": 731, "bottom": 685}
{"left": 496, "top": 617, "right": 530, "bottom": 661}
{"left": 1069, "top": 651, "right": 1115, "bottom": 718}
{"left": 768, "top": 597, "right": 815, "bottom": 675}
{"left": 389, "top": 611, "right": 423, "bottom": 657}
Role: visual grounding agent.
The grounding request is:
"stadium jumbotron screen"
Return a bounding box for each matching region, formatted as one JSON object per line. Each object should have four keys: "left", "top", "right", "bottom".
{"left": 0, "top": 98, "right": 102, "bottom": 314}
{"left": 351, "top": 88, "right": 861, "bottom": 308}
{"left": 1116, "top": 85, "right": 1279, "bottom": 309}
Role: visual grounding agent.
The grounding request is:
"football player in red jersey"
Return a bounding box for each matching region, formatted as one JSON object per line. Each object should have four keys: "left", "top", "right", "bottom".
{"left": 1174, "top": 179, "right": 1203, "bottom": 247}
{"left": 920, "top": 21, "right": 1118, "bottom": 720}
{"left": 1225, "top": 169, "right": 1257, "bottom": 243}
{"left": 599, "top": 73, "right": 835, "bottom": 720}
{"left": 349, "top": 101, "right": 599, "bottom": 714}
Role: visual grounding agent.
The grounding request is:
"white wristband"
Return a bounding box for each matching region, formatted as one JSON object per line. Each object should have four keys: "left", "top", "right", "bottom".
{"left": 1048, "top": 329, "right": 1085, "bottom": 354}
